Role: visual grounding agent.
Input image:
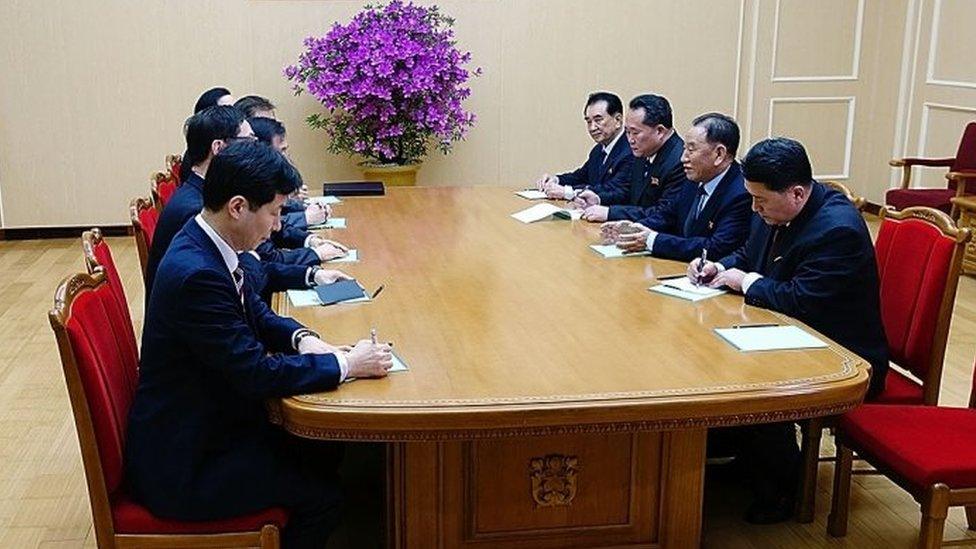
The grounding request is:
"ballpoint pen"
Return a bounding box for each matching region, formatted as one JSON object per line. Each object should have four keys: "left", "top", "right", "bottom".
{"left": 371, "top": 285, "right": 385, "bottom": 299}
{"left": 695, "top": 248, "right": 707, "bottom": 287}
{"left": 731, "top": 323, "right": 780, "bottom": 329}
{"left": 370, "top": 327, "right": 377, "bottom": 344}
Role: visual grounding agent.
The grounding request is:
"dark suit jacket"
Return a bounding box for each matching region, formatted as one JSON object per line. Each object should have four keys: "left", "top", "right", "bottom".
{"left": 125, "top": 219, "right": 342, "bottom": 519}
{"left": 598, "top": 131, "right": 688, "bottom": 221}
{"left": 145, "top": 173, "right": 314, "bottom": 300}
{"left": 718, "top": 182, "right": 889, "bottom": 397}
{"left": 637, "top": 162, "right": 751, "bottom": 261}
{"left": 557, "top": 132, "right": 633, "bottom": 195}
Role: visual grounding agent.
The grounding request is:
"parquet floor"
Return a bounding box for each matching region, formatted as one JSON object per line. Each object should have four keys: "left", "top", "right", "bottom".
{"left": 1, "top": 227, "right": 974, "bottom": 548}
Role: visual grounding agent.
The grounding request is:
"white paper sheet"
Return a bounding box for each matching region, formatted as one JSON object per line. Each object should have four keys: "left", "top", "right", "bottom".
{"left": 589, "top": 244, "right": 651, "bottom": 258}
{"left": 325, "top": 249, "right": 358, "bottom": 263}
{"left": 515, "top": 189, "right": 549, "bottom": 200}
{"left": 308, "top": 195, "right": 342, "bottom": 205}
{"left": 714, "top": 325, "right": 829, "bottom": 351}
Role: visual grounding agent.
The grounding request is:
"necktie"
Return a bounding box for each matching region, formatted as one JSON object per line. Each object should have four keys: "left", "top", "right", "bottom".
{"left": 762, "top": 226, "right": 783, "bottom": 270}
{"left": 601, "top": 149, "right": 609, "bottom": 165}
{"left": 232, "top": 267, "right": 245, "bottom": 303}
{"left": 683, "top": 185, "right": 708, "bottom": 236}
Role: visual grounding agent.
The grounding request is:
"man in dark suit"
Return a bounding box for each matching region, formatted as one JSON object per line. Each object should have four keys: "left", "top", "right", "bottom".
{"left": 145, "top": 106, "right": 349, "bottom": 301}
{"left": 535, "top": 92, "right": 633, "bottom": 200}
{"left": 126, "top": 140, "right": 394, "bottom": 548}
{"left": 604, "top": 113, "right": 751, "bottom": 261}
{"left": 573, "top": 94, "right": 688, "bottom": 222}
{"left": 691, "top": 137, "right": 888, "bottom": 523}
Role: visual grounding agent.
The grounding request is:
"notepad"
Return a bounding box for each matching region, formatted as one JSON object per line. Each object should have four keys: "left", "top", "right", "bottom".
{"left": 325, "top": 249, "right": 358, "bottom": 263}
{"left": 648, "top": 278, "right": 727, "bottom": 302}
{"left": 589, "top": 244, "right": 651, "bottom": 258}
{"left": 515, "top": 189, "right": 548, "bottom": 200}
{"left": 714, "top": 325, "right": 829, "bottom": 352}
{"left": 315, "top": 279, "right": 368, "bottom": 305}
{"left": 308, "top": 195, "right": 342, "bottom": 205}
{"left": 511, "top": 203, "right": 582, "bottom": 223}
{"left": 308, "top": 217, "right": 346, "bottom": 230}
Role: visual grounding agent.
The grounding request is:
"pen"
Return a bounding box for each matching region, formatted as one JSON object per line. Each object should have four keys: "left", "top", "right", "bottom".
{"left": 656, "top": 273, "right": 687, "bottom": 280}
{"left": 731, "top": 323, "right": 780, "bottom": 329}
{"left": 370, "top": 327, "right": 378, "bottom": 345}
{"left": 695, "top": 248, "right": 708, "bottom": 287}
{"left": 371, "top": 285, "right": 385, "bottom": 299}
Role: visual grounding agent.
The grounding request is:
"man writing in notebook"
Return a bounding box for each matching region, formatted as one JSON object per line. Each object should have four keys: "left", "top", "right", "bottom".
{"left": 126, "top": 140, "right": 394, "bottom": 548}
{"left": 687, "top": 137, "right": 888, "bottom": 523}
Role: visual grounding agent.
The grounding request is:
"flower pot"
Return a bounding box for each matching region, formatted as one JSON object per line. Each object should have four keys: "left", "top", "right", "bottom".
{"left": 361, "top": 163, "right": 420, "bottom": 187}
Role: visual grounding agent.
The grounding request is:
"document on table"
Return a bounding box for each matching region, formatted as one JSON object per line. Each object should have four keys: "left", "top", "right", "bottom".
{"left": 511, "top": 203, "right": 582, "bottom": 223}
{"left": 309, "top": 217, "right": 346, "bottom": 230}
{"left": 308, "top": 195, "right": 342, "bottom": 205}
{"left": 648, "top": 277, "right": 726, "bottom": 302}
{"left": 345, "top": 353, "right": 408, "bottom": 382}
{"left": 515, "top": 189, "right": 548, "bottom": 200}
{"left": 325, "top": 249, "right": 358, "bottom": 263}
{"left": 589, "top": 244, "right": 651, "bottom": 258}
{"left": 714, "top": 325, "right": 829, "bottom": 352}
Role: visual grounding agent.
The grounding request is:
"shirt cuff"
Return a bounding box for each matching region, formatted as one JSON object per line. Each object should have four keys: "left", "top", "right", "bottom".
{"left": 336, "top": 352, "right": 349, "bottom": 383}
{"left": 248, "top": 250, "right": 260, "bottom": 259}
{"left": 742, "top": 272, "right": 763, "bottom": 294}
{"left": 645, "top": 230, "right": 659, "bottom": 253}
{"left": 562, "top": 185, "right": 575, "bottom": 200}
{"left": 305, "top": 267, "right": 317, "bottom": 287}
{"left": 304, "top": 234, "right": 315, "bottom": 248}
{"left": 715, "top": 262, "right": 727, "bottom": 273}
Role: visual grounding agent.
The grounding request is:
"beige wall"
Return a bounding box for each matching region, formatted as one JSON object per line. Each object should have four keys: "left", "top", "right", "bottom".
{"left": 0, "top": 0, "right": 972, "bottom": 228}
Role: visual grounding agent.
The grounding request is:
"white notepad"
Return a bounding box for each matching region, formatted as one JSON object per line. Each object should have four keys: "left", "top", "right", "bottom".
{"left": 325, "top": 249, "right": 358, "bottom": 263}
{"left": 515, "top": 189, "right": 549, "bottom": 200}
{"left": 344, "top": 353, "right": 408, "bottom": 382}
{"left": 714, "top": 325, "right": 829, "bottom": 352}
{"left": 648, "top": 278, "right": 726, "bottom": 302}
{"left": 287, "top": 287, "right": 371, "bottom": 307}
{"left": 589, "top": 244, "right": 651, "bottom": 258}
{"left": 308, "top": 195, "right": 342, "bottom": 205}
{"left": 511, "top": 203, "right": 582, "bottom": 223}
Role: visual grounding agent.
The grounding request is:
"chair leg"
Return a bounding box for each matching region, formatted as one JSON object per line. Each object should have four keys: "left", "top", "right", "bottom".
{"left": 827, "top": 442, "right": 854, "bottom": 537}
{"left": 966, "top": 505, "right": 976, "bottom": 531}
{"left": 918, "top": 484, "right": 950, "bottom": 549}
{"left": 796, "top": 417, "right": 824, "bottom": 523}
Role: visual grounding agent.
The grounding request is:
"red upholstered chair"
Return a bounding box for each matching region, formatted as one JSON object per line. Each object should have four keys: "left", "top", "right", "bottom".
{"left": 827, "top": 356, "right": 976, "bottom": 548}
{"left": 48, "top": 271, "right": 287, "bottom": 548}
{"left": 81, "top": 229, "right": 138, "bottom": 391}
{"left": 166, "top": 153, "right": 182, "bottom": 185}
{"left": 886, "top": 121, "right": 976, "bottom": 218}
{"left": 150, "top": 171, "right": 177, "bottom": 213}
{"left": 796, "top": 206, "right": 972, "bottom": 522}
{"left": 129, "top": 197, "right": 157, "bottom": 280}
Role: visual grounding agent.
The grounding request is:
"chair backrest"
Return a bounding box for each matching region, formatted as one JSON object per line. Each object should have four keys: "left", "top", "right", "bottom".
{"left": 952, "top": 122, "right": 976, "bottom": 173}
{"left": 875, "top": 206, "right": 972, "bottom": 404}
{"left": 150, "top": 171, "right": 177, "bottom": 212}
{"left": 129, "top": 197, "right": 157, "bottom": 279}
{"left": 81, "top": 229, "right": 139, "bottom": 393}
{"left": 166, "top": 153, "right": 182, "bottom": 184}
{"left": 49, "top": 271, "right": 137, "bottom": 544}
{"left": 823, "top": 180, "right": 867, "bottom": 211}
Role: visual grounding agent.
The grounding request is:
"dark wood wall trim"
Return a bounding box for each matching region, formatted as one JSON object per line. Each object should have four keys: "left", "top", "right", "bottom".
{"left": 864, "top": 201, "right": 883, "bottom": 216}
{"left": 0, "top": 225, "right": 131, "bottom": 241}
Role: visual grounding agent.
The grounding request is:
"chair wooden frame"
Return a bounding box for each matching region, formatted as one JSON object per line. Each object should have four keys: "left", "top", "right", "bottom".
{"left": 81, "top": 228, "right": 105, "bottom": 275}
{"left": 890, "top": 156, "right": 976, "bottom": 219}
{"left": 49, "top": 271, "right": 281, "bottom": 549}
{"left": 827, "top": 392, "right": 976, "bottom": 548}
{"left": 149, "top": 171, "right": 172, "bottom": 214}
{"left": 823, "top": 180, "right": 867, "bottom": 211}
{"left": 129, "top": 197, "right": 154, "bottom": 279}
{"left": 796, "top": 206, "right": 972, "bottom": 523}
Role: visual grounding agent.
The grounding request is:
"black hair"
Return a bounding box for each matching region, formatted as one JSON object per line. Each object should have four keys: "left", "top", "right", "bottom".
{"left": 584, "top": 92, "right": 623, "bottom": 117}
{"left": 235, "top": 95, "right": 276, "bottom": 118}
{"left": 248, "top": 116, "right": 286, "bottom": 145}
{"left": 628, "top": 94, "right": 672, "bottom": 128}
{"left": 181, "top": 106, "right": 244, "bottom": 182}
{"left": 193, "top": 87, "right": 232, "bottom": 114}
{"left": 742, "top": 137, "right": 814, "bottom": 191}
{"left": 692, "top": 112, "right": 740, "bottom": 157}
{"left": 203, "top": 140, "right": 302, "bottom": 212}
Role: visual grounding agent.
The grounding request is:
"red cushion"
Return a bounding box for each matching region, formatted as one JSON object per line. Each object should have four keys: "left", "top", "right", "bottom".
{"left": 872, "top": 369, "right": 925, "bottom": 405}
{"left": 874, "top": 216, "right": 957, "bottom": 381}
{"left": 65, "top": 287, "right": 134, "bottom": 492}
{"left": 92, "top": 241, "right": 139, "bottom": 394}
{"left": 839, "top": 404, "right": 976, "bottom": 491}
{"left": 157, "top": 180, "right": 177, "bottom": 207}
{"left": 885, "top": 188, "right": 955, "bottom": 215}
{"left": 137, "top": 208, "right": 158, "bottom": 248}
{"left": 112, "top": 493, "right": 288, "bottom": 534}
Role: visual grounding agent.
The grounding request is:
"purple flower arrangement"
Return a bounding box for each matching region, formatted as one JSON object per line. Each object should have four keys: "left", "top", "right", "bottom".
{"left": 285, "top": 1, "right": 480, "bottom": 165}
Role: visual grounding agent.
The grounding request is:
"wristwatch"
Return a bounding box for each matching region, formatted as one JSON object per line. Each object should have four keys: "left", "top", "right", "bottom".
{"left": 292, "top": 328, "right": 321, "bottom": 350}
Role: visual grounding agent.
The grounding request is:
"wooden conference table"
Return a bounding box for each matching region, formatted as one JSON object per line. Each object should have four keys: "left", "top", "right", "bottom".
{"left": 268, "top": 186, "right": 869, "bottom": 548}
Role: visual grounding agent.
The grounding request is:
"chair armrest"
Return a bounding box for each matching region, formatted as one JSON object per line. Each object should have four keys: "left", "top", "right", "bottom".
{"left": 890, "top": 157, "right": 956, "bottom": 190}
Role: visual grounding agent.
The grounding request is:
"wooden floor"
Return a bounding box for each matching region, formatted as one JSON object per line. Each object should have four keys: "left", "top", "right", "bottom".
{"left": 1, "top": 228, "right": 975, "bottom": 548}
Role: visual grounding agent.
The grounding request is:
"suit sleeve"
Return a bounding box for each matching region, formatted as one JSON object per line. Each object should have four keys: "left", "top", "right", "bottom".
{"left": 650, "top": 193, "right": 752, "bottom": 261}
{"left": 556, "top": 159, "right": 590, "bottom": 189}
{"left": 239, "top": 252, "right": 309, "bottom": 295}
{"left": 283, "top": 210, "right": 308, "bottom": 230}
{"left": 607, "top": 162, "right": 688, "bottom": 221}
{"left": 743, "top": 226, "right": 867, "bottom": 318}
{"left": 178, "top": 268, "right": 341, "bottom": 398}
{"left": 270, "top": 217, "right": 311, "bottom": 249}
{"left": 255, "top": 239, "right": 320, "bottom": 267}
{"left": 595, "top": 153, "right": 634, "bottom": 195}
